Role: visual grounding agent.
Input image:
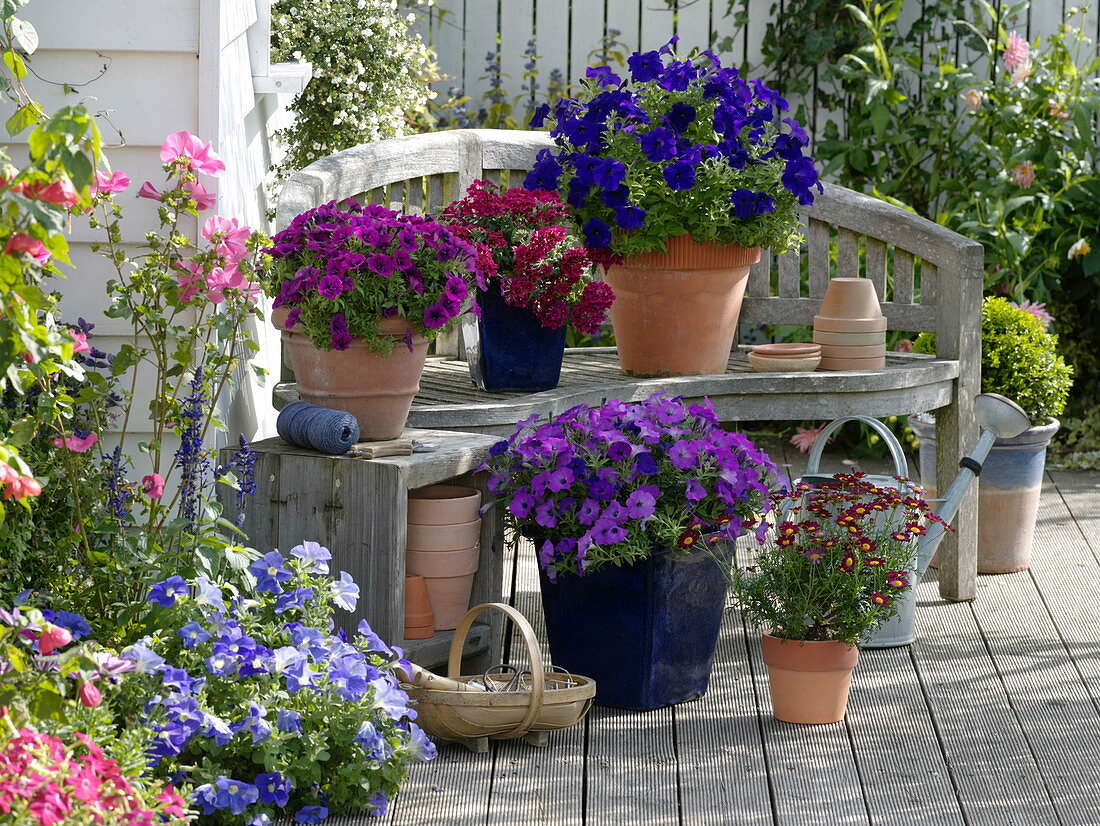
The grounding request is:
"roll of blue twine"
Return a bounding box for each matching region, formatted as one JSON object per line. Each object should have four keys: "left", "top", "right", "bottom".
{"left": 276, "top": 401, "right": 360, "bottom": 455}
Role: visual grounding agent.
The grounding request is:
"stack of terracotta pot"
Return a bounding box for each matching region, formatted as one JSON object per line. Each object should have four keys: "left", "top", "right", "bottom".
{"left": 813, "top": 278, "right": 886, "bottom": 370}
{"left": 404, "top": 485, "right": 482, "bottom": 634}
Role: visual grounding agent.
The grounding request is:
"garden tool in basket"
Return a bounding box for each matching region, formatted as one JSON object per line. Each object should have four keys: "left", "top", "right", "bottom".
{"left": 395, "top": 603, "right": 595, "bottom": 753}
{"left": 796, "top": 393, "right": 1031, "bottom": 647}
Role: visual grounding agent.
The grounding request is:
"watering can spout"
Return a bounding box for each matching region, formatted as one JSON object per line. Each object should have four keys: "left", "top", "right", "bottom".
{"left": 913, "top": 394, "right": 1031, "bottom": 577}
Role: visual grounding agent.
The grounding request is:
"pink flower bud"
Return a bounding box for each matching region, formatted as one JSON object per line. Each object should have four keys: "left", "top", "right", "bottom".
{"left": 77, "top": 681, "right": 103, "bottom": 708}
{"left": 37, "top": 623, "right": 72, "bottom": 655}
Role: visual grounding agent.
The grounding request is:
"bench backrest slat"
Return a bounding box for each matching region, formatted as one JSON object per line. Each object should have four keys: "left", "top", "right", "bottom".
{"left": 277, "top": 128, "right": 983, "bottom": 351}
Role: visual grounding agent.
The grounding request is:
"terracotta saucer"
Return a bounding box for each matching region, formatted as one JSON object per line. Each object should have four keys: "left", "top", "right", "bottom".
{"left": 747, "top": 353, "right": 821, "bottom": 372}
{"left": 751, "top": 343, "right": 822, "bottom": 357}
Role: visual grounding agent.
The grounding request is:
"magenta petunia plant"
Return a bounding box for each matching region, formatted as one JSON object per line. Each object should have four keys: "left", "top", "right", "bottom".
{"left": 263, "top": 201, "right": 480, "bottom": 354}
{"left": 482, "top": 394, "right": 782, "bottom": 579}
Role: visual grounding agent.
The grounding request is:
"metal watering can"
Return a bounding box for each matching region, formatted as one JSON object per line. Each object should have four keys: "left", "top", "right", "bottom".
{"left": 795, "top": 393, "right": 1032, "bottom": 648}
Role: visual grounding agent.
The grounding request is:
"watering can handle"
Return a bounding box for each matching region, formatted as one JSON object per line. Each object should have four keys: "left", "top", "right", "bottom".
{"left": 804, "top": 416, "right": 910, "bottom": 481}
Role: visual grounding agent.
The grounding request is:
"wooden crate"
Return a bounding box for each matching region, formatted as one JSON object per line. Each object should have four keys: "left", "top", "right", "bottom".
{"left": 218, "top": 429, "right": 505, "bottom": 671}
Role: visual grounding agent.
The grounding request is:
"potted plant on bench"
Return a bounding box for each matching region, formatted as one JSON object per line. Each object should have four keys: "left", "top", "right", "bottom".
{"left": 525, "top": 39, "right": 822, "bottom": 378}
{"left": 482, "top": 393, "right": 781, "bottom": 709}
{"left": 263, "top": 201, "right": 478, "bottom": 440}
{"left": 440, "top": 180, "right": 614, "bottom": 391}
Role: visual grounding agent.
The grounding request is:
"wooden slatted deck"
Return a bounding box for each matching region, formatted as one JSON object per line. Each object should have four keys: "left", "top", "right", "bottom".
{"left": 358, "top": 440, "right": 1100, "bottom": 826}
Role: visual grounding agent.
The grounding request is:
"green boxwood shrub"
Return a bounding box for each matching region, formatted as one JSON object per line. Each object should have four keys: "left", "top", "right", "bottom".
{"left": 915, "top": 297, "right": 1073, "bottom": 423}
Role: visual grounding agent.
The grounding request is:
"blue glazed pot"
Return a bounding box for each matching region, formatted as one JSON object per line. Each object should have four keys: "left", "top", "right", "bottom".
{"left": 465, "top": 284, "right": 567, "bottom": 392}
{"left": 909, "top": 413, "right": 1059, "bottom": 573}
{"left": 537, "top": 543, "right": 731, "bottom": 710}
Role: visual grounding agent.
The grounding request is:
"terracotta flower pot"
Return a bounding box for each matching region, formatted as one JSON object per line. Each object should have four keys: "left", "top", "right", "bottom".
{"left": 407, "top": 518, "right": 482, "bottom": 552}
{"left": 761, "top": 633, "right": 859, "bottom": 724}
{"left": 280, "top": 317, "right": 428, "bottom": 442}
{"left": 407, "top": 485, "right": 482, "bottom": 525}
{"left": 404, "top": 574, "right": 435, "bottom": 640}
{"left": 817, "top": 277, "right": 884, "bottom": 320}
{"left": 602, "top": 236, "right": 760, "bottom": 377}
{"left": 406, "top": 546, "right": 480, "bottom": 630}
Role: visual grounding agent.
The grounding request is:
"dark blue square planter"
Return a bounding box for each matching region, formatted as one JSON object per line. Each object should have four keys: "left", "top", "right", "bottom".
{"left": 537, "top": 543, "right": 732, "bottom": 710}
{"left": 463, "top": 285, "right": 567, "bottom": 392}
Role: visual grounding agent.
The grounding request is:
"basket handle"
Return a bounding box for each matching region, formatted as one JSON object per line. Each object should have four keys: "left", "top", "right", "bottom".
{"left": 448, "top": 602, "right": 545, "bottom": 740}
{"left": 804, "top": 415, "right": 909, "bottom": 481}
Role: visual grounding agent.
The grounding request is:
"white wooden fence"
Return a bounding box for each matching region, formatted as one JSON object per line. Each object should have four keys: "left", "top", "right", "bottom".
{"left": 421, "top": 0, "right": 1094, "bottom": 118}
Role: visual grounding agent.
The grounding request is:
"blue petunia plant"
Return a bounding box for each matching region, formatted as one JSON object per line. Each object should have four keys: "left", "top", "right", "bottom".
{"left": 482, "top": 394, "right": 783, "bottom": 580}
{"left": 114, "top": 542, "right": 434, "bottom": 824}
{"left": 524, "top": 37, "right": 823, "bottom": 258}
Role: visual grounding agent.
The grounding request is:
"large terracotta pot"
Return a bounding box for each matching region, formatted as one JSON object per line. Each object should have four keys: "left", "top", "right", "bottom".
{"left": 760, "top": 634, "right": 859, "bottom": 724}
{"left": 277, "top": 314, "right": 428, "bottom": 442}
{"left": 909, "top": 413, "right": 1059, "bottom": 573}
{"left": 602, "top": 236, "right": 760, "bottom": 377}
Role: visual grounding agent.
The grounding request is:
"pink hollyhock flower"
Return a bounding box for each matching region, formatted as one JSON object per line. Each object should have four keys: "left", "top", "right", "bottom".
{"left": 1011, "top": 300, "right": 1053, "bottom": 329}
{"left": 137, "top": 181, "right": 163, "bottom": 200}
{"left": 53, "top": 431, "right": 99, "bottom": 452}
{"left": 160, "top": 131, "right": 225, "bottom": 176}
{"left": 1003, "top": 31, "right": 1030, "bottom": 71}
{"left": 76, "top": 681, "right": 102, "bottom": 708}
{"left": 789, "top": 423, "right": 829, "bottom": 454}
{"left": 964, "top": 89, "right": 982, "bottom": 111}
{"left": 175, "top": 261, "right": 205, "bottom": 301}
{"left": 181, "top": 180, "right": 216, "bottom": 211}
{"left": 29, "top": 177, "right": 80, "bottom": 207}
{"left": 37, "top": 623, "right": 72, "bottom": 655}
{"left": 142, "top": 473, "right": 165, "bottom": 499}
{"left": 68, "top": 329, "right": 91, "bottom": 354}
{"left": 2, "top": 474, "right": 42, "bottom": 500}
{"left": 206, "top": 266, "right": 247, "bottom": 303}
{"left": 93, "top": 170, "right": 131, "bottom": 195}
{"left": 202, "top": 215, "right": 250, "bottom": 262}
{"left": 896, "top": 338, "right": 915, "bottom": 353}
{"left": 4, "top": 233, "right": 51, "bottom": 263}
{"left": 1012, "top": 161, "right": 1036, "bottom": 189}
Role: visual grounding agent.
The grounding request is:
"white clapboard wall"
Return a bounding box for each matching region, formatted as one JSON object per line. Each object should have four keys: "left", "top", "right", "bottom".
{"left": 422, "top": 0, "right": 1093, "bottom": 122}
{"left": 9, "top": 0, "right": 298, "bottom": 466}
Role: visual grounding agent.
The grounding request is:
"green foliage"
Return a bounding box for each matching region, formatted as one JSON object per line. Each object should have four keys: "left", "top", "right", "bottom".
{"left": 915, "top": 297, "right": 1073, "bottom": 421}
{"left": 732, "top": 475, "right": 934, "bottom": 645}
{"left": 269, "top": 0, "right": 433, "bottom": 177}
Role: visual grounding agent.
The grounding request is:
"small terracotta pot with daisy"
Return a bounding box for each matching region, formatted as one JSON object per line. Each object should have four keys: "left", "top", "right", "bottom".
{"left": 731, "top": 473, "right": 940, "bottom": 724}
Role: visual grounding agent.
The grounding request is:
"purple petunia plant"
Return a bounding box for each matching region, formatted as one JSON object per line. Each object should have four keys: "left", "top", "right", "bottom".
{"left": 524, "top": 37, "right": 823, "bottom": 258}
{"left": 116, "top": 543, "right": 434, "bottom": 824}
{"left": 482, "top": 394, "right": 782, "bottom": 580}
{"left": 263, "top": 200, "right": 479, "bottom": 354}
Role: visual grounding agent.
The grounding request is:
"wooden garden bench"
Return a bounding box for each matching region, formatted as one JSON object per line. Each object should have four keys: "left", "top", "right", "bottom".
{"left": 272, "top": 128, "right": 983, "bottom": 604}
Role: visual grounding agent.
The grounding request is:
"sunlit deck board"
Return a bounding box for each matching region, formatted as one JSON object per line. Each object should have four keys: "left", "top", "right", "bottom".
{"left": 316, "top": 449, "right": 1100, "bottom": 826}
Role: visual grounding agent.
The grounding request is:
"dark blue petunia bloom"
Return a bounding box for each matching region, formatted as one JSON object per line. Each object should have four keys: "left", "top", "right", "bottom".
{"left": 529, "top": 102, "right": 551, "bottom": 128}
{"left": 658, "top": 59, "right": 698, "bottom": 92}
{"left": 566, "top": 178, "right": 591, "bottom": 209}
{"left": 256, "top": 772, "right": 293, "bottom": 807}
{"left": 782, "top": 156, "right": 822, "bottom": 206}
{"left": 582, "top": 218, "right": 612, "bottom": 248}
{"left": 48, "top": 610, "right": 92, "bottom": 640}
{"left": 627, "top": 49, "right": 663, "bottom": 82}
{"left": 666, "top": 102, "right": 697, "bottom": 133}
{"left": 593, "top": 158, "right": 626, "bottom": 190}
{"left": 614, "top": 206, "right": 647, "bottom": 230}
{"left": 637, "top": 126, "right": 678, "bottom": 162}
{"left": 294, "top": 805, "right": 329, "bottom": 824}
{"left": 663, "top": 160, "right": 697, "bottom": 191}
{"left": 523, "top": 151, "right": 562, "bottom": 191}
{"left": 585, "top": 65, "right": 622, "bottom": 87}
{"left": 600, "top": 186, "right": 630, "bottom": 208}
